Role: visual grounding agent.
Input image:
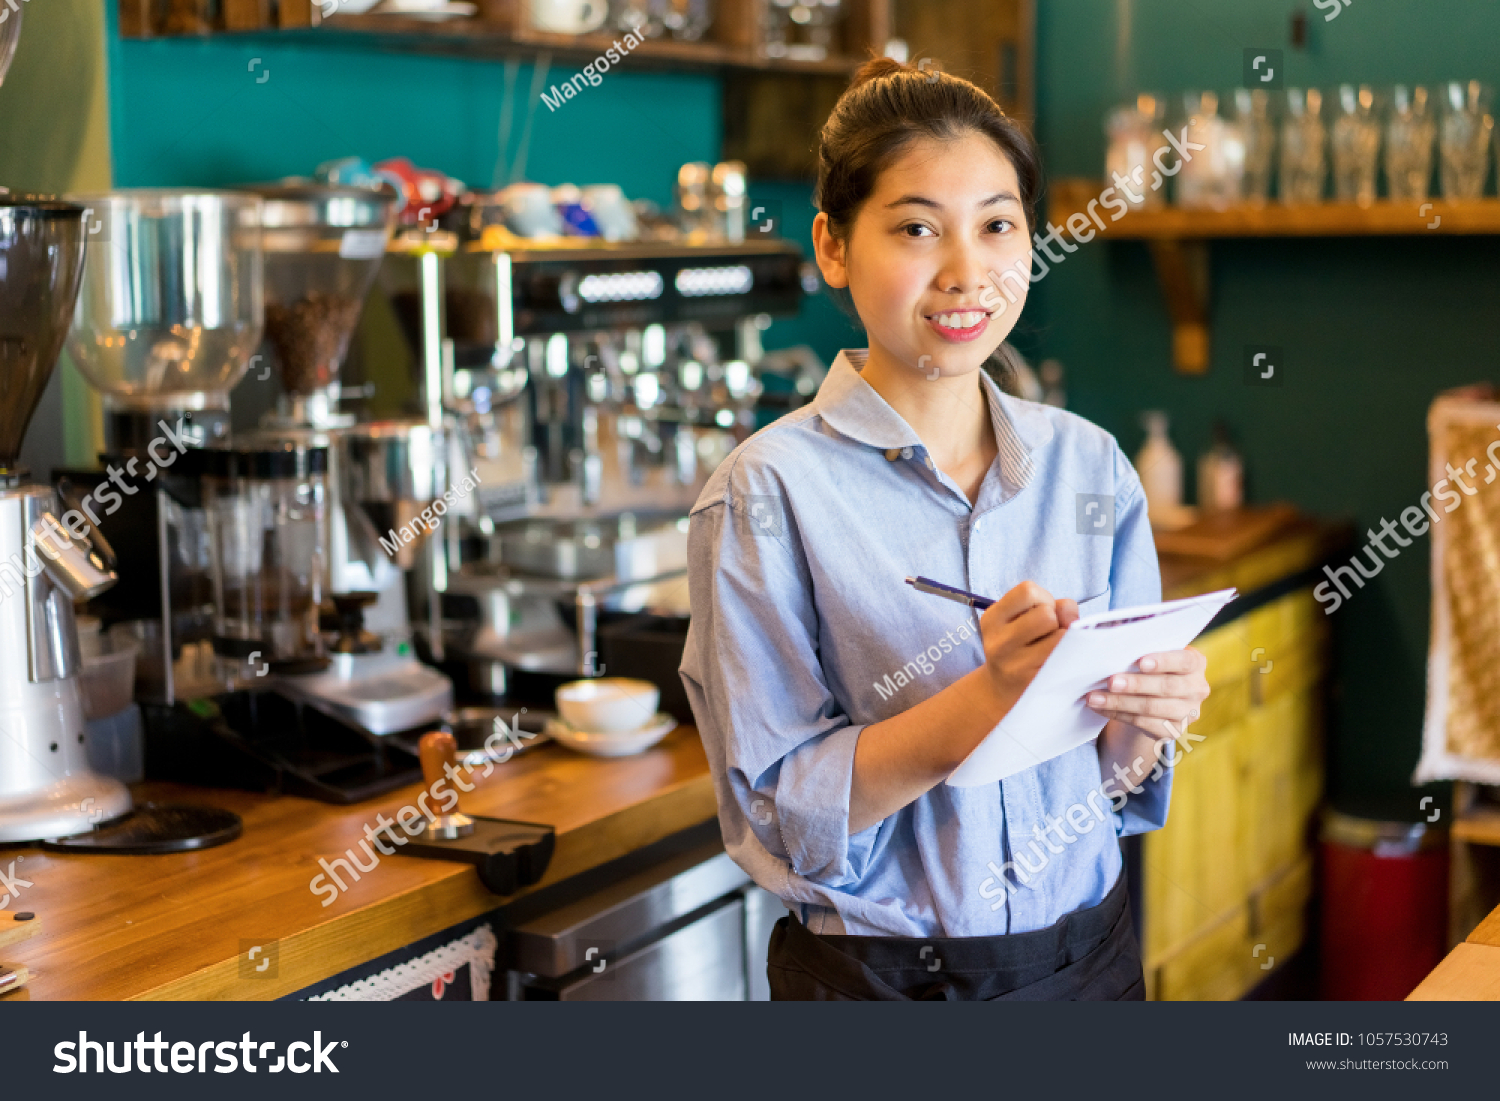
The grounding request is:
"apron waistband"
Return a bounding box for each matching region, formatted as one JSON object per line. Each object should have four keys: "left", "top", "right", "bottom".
{"left": 767, "top": 872, "right": 1143, "bottom": 1000}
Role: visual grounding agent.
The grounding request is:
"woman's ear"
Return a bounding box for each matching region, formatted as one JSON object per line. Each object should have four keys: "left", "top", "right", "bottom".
{"left": 811, "top": 212, "right": 849, "bottom": 289}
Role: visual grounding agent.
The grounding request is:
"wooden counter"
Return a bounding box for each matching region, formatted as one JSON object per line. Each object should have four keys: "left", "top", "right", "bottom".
{"left": 1409, "top": 900, "right": 1500, "bottom": 1000}
{"left": 0, "top": 727, "right": 714, "bottom": 1001}
{"left": 1158, "top": 516, "right": 1348, "bottom": 604}
{"left": 0, "top": 515, "right": 1344, "bottom": 1002}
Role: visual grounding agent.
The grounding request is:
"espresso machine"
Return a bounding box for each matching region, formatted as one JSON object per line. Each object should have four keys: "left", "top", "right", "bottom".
{"left": 386, "top": 221, "right": 810, "bottom": 710}
{"left": 0, "top": 195, "right": 131, "bottom": 841}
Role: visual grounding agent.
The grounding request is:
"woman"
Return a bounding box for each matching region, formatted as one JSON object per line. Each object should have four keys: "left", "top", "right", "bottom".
{"left": 679, "top": 58, "right": 1210, "bottom": 1000}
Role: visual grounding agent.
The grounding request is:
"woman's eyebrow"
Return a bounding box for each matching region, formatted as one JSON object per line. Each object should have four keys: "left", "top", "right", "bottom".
{"left": 884, "top": 191, "right": 1022, "bottom": 210}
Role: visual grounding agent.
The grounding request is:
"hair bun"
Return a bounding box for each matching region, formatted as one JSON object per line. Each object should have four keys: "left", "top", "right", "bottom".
{"left": 848, "top": 55, "right": 918, "bottom": 91}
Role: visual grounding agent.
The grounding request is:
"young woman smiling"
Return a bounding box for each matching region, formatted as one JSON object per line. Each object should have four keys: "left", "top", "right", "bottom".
{"left": 680, "top": 58, "right": 1210, "bottom": 1000}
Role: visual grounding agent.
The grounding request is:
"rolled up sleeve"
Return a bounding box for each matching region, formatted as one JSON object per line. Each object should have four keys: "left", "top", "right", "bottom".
{"left": 1108, "top": 444, "right": 1173, "bottom": 837}
{"left": 680, "top": 483, "right": 877, "bottom": 890}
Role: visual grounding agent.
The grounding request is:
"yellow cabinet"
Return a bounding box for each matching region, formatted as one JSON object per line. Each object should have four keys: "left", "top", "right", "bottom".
{"left": 1141, "top": 586, "right": 1328, "bottom": 1000}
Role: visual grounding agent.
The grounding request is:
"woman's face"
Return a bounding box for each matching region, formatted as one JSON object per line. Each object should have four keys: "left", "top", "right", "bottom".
{"left": 814, "top": 130, "right": 1031, "bottom": 381}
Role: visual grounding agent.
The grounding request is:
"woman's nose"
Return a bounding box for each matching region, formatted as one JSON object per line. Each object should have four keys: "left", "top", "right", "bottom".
{"left": 933, "top": 240, "right": 995, "bottom": 296}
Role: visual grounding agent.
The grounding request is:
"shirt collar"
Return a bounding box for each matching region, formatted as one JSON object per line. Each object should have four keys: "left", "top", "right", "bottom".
{"left": 812, "top": 348, "right": 1052, "bottom": 494}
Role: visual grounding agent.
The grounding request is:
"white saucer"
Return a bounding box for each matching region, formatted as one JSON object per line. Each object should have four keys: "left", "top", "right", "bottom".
{"left": 544, "top": 713, "right": 677, "bottom": 758}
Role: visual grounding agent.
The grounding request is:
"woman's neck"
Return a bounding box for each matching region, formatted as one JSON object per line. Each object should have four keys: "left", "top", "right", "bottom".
{"left": 856, "top": 342, "right": 995, "bottom": 471}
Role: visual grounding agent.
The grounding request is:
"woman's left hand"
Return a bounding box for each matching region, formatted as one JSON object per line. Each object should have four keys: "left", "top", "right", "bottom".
{"left": 1085, "top": 647, "right": 1210, "bottom": 740}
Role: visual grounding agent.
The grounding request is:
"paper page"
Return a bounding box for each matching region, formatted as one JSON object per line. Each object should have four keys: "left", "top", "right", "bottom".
{"left": 946, "top": 587, "right": 1238, "bottom": 787}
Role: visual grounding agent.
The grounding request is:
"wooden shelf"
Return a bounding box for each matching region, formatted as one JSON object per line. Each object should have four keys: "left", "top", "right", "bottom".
{"left": 120, "top": 0, "right": 877, "bottom": 76}
{"left": 1049, "top": 183, "right": 1500, "bottom": 239}
{"left": 1047, "top": 179, "right": 1500, "bottom": 374}
{"left": 1453, "top": 805, "right": 1500, "bottom": 848}
{"left": 191, "top": 15, "right": 869, "bottom": 74}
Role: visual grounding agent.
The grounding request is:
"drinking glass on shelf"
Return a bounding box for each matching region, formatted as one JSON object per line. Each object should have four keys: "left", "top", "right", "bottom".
{"left": 1104, "top": 94, "right": 1168, "bottom": 211}
{"left": 1279, "top": 88, "right": 1327, "bottom": 204}
{"left": 1440, "top": 80, "right": 1494, "bottom": 199}
{"left": 1175, "top": 91, "right": 1246, "bottom": 210}
{"left": 1233, "top": 88, "right": 1275, "bottom": 204}
{"left": 1385, "top": 85, "right": 1436, "bottom": 200}
{"left": 1332, "top": 84, "right": 1380, "bottom": 205}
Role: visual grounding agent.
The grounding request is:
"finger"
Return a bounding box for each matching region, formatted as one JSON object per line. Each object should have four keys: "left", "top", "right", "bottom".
{"left": 1007, "top": 601, "right": 1060, "bottom": 646}
{"left": 1103, "top": 671, "right": 1208, "bottom": 700}
{"left": 1055, "top": 598, "right": 1080, "bottom": 630}
{"left": 987, "top": 580, "right": 1056, "bottom": 624}
{"left": 1088, "top": 694, "right": 1200, "bottom": 722}
{"left": 1136, "top": 647, "right": 1207, "bottom": 674}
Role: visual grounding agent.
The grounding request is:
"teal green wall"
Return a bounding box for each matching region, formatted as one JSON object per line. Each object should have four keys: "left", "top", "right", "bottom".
{"left": 105, "top": 15, "right": 720, "bottom": 200}
{"left": 1028, "top": 0, "right": 1500, "bottom": 805}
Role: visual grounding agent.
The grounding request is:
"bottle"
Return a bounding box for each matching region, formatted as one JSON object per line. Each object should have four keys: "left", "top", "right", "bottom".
{"left": 1197, "top": 420, "right": 1244, "bottom": 515}
{"left": 1136, "top": 411, "right": 1183, "bottom": 522}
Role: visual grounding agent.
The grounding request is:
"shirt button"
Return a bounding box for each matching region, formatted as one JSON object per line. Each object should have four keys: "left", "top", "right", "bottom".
{"left": 884, "top": 448, "right": 901, "bottom": 462}
{"left": 900, "top": 447, "right": 913, "bottom": 460}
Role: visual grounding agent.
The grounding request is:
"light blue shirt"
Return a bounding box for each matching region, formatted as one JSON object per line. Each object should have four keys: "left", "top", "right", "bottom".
{"left": 679, "top": 349, "right": 1169, "bottom": 937}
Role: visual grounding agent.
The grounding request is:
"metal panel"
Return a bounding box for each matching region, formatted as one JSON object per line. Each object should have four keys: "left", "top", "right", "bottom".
{"left": 744, "top": 886, "right": 786, "bottom": 1002}
{"left": 508, "top": 839, "right": 750, "bottom": 978}
{"left": 553, "top": 898, "right": 746, "bottom": 1002}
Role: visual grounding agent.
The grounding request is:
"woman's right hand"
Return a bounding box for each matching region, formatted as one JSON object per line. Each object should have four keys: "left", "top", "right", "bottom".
{"left": 976, "top": 581, "right": 1078, "bottom": 715}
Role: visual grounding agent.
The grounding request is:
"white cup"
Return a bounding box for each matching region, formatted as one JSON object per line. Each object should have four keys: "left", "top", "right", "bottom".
{"left": 556, "top": 677, "right": 659, "bottom": 734}
{"left": 529, "top": 0, "right": 608, "bottom": 35}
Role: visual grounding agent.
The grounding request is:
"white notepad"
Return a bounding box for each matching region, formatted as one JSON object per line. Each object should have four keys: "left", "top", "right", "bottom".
{"left": 946, "top": 587, "right": 1238, "bottom": 787}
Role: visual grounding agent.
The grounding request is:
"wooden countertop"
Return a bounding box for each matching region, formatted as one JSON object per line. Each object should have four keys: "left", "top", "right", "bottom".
{"left": 0, "top": 515, "right": 1341, "bottom": 1002}
{"left": 1409, "top": 902, "right": 1500, "bottom": 1000}
{"left": 0, "top": 727, "right": 715, "bottom": 1001}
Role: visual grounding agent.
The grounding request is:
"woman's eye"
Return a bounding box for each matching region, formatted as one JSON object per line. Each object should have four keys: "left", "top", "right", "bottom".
{"left": 899, "top": 223, "right": 935, "bottom": 238}
{"left": 986, "top": 218, "right": 1017, "bottom": 235}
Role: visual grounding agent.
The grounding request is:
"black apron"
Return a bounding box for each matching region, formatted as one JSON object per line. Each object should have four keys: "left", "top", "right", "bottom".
{"left": 766, "top": 870, "right": 1144, "bottom": 1001}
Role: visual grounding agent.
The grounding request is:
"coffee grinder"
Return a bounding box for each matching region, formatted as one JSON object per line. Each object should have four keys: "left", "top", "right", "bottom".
{"left": 61, "top": 189, "right": 265, "bottom": 702}
{"left": 0, "top": 196, "right": 130, "bottom": 841}
{"left": 243, "top": 183, "right": 452, "bottom": 737}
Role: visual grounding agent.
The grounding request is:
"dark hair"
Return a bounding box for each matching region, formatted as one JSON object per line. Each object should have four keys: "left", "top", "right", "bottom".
{"left": 814, "top": 56, "right": 1043, "bottom": 392}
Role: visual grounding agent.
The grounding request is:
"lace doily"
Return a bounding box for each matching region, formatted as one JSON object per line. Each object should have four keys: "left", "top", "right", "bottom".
{"left": 305, "top": 924, "right": 498, "bottom": 1001}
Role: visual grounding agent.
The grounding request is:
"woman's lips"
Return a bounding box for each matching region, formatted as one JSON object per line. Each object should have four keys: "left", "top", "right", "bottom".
{"left": 925, "top": 311, "right": 990, "bottom": 343}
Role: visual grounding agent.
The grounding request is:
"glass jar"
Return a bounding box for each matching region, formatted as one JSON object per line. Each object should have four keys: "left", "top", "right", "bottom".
{"left": 203, "top": 444, "right": 328, "bottom": 673}
{"left": 1104, "top": 95, "right": 1169, "bottom": 211}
